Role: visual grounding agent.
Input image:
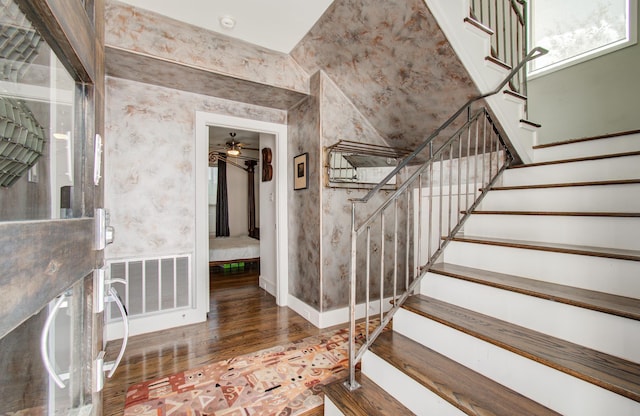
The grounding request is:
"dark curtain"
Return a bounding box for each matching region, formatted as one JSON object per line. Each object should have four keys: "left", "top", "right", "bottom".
{"left": 245, "top": 160, "right": 258, "bottom": 238}
{"left": 215, "top": 157, "right": 230, "bottom": 237}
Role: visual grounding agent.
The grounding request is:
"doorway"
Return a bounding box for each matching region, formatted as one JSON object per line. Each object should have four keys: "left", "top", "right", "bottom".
{"left": 207, "top": 126, "right": 261, "bottom": 288}
{"left": 195, "top": 112, "right": 289, "bottom": 318}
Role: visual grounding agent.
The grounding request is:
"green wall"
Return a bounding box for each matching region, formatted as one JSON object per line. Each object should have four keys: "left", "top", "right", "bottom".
{"left": 528, "top": 5, "right": 640, "bottom": 144}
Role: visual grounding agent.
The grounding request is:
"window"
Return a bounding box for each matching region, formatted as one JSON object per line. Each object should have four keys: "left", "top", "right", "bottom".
{"left": 529, "top": 0, "right": 637, "bottom": 75}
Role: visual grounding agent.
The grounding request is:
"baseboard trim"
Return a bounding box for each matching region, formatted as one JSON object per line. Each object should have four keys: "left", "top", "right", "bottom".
{"left": 288, "top": 294, "right": 395, "bottom": 329}
{"left": 259, "top": 275, "right": 276, "bottom": 297}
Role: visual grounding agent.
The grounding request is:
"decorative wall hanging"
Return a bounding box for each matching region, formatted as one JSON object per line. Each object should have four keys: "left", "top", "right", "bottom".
{"left": 0, "top": 96, "right": 47, "bottom": 187}
{"left": 0, "top": 1, "right": 46, "bottom": 187}
{"left": 293, "top": 152, "right": 308, "bottom": 190}
{"left": 0, "top": 1, "right": 44, "bottom": 83}
{"left": 261, "top": 147, "right": 273, "bottom": 182}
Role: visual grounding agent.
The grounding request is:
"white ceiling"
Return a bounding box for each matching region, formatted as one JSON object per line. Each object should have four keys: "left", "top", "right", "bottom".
{"left": 209, "top": 126, "right": 259, "bottom": 151}
{"left": 117, "top": 0, "right": 335, "bottom": 53}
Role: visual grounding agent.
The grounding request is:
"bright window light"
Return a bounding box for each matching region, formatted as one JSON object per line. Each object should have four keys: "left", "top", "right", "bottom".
{"left": 529, "top": 0, "right": 637, "bottom": 76}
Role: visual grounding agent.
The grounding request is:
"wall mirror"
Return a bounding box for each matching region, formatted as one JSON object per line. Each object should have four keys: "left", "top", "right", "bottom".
{"left": 325, "top": 140, "right": 411, "bottom": 189}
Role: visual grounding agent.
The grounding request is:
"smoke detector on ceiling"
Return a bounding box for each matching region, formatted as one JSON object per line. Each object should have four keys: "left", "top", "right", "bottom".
{"left": 219, "top": 15, "right": 236, "bottom": 30}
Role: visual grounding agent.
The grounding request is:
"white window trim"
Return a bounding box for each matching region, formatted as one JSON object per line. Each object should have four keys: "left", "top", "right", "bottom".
{"left": 528, "top": 0, "right": 638, "bottom": 79}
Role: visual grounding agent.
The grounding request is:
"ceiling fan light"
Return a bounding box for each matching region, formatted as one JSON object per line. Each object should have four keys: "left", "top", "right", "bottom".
{"left": 227, "top": 148, "right": 240, "bottom": 156}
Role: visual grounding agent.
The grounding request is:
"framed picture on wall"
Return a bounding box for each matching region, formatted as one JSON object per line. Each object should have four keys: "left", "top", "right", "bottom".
{"left": 293, "top": 152, "right": 308, "bottom": 190}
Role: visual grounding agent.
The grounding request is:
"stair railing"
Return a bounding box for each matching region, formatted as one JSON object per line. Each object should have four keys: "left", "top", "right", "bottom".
{"left": 344, "top": 47, "right": 547, "bottom": 391}
{"left": 470, "top": 0, "right": 528, "bottom": 96}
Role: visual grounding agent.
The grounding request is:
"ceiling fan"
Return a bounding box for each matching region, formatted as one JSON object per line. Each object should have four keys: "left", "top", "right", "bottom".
{"left": 217, "top": 132, "right": 258, "bottom": 157}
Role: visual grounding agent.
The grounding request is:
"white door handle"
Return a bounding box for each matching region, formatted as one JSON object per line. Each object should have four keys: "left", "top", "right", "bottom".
{"left": 40, "top": 293, "right": 69, "bottom": 389}
{"left": 105, "top": 287, "right": 129, "bottom": 378}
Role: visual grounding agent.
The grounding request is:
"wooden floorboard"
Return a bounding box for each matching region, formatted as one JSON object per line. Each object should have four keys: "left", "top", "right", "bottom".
{"left": 403, "top": 295, "right": 640, "bottom": 402}
{"left": 429, "top": 263, "right": 640, "bottom": 321}
{"left": 370, "top": 331, "right": 560, "bottom": 415}
{"left": 450, "top": 235, "right": 640, "bottom": 262}
{"left": 102, "top": 267, "right": 338, "bottom": 415}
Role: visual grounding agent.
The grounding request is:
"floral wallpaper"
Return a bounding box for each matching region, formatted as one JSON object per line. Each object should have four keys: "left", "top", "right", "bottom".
{"left": 291, "top": 0, "right": 480, "bottom": 150}
{"left": 287, "top": 73, "right": 321, "bottom": 309}
{"left": 105, "top": 47, "right": 307, "bottom": 111}
{"left": 104, "top": 0, "right": 481, "bottom": 317}
{"left": 105, "top": 1, "right": 309, "bottom": 94}
{"left": 105, "top": 77, "right": 286, "bottom": 260}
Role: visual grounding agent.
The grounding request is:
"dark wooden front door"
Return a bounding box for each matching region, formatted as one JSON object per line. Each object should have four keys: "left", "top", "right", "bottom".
{"left": 0, "top": 0, "right": 105, "bottom": 413}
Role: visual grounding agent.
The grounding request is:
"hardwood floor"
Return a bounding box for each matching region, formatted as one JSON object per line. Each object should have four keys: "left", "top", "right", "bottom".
{"left": 103, "top": 266, "right": 334, "bottom": 415}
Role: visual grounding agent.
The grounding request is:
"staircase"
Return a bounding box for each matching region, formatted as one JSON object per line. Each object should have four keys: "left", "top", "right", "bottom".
{"left": 325, "top": 132, "right": 640, "bottom": 415}
{"left": 322, "top": 0, "right": 640, "bottom": 413}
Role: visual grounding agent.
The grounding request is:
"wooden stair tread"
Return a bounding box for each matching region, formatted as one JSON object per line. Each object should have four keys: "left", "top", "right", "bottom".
{"left": 429, "top": 263, "right": 640, "bottom": 321}
{"left": 520, "top": 119, "right": 542, "bottom": 128}
{"left": 463, "top": 210, "right": 640, "bottom": 218}
{"left": 403, "top": 295, "right": 640, "bottom": 402}
{"left": 509, "top": 150, "right": 640, "bottom": 169}
{"left": 323, "top": 373, "right": 411, "bottom": 416}
{"left": 370, "top": 331, "right": 559, "bottom": 415}
{"left": 485, "top": 55, "right": 511, "bottom": 70}
{"left": 463, "top": 16, "right": 494, "bottom": 35}
{"left": 450, "top": 235, "right": 640, "bottom": 262}
{"left": 533, "top": 129, "right": 640, "bottom": 149}
{"left": 504, "top": 89, "right": 527, "bottom": 101}
{"left": 489, "top": 179, "right": 640, "bottom": 191}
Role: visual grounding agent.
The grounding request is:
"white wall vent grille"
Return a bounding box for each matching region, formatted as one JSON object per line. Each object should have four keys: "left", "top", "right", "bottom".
{"left": 107, "top": 254, "right": 192, "bottom": 321}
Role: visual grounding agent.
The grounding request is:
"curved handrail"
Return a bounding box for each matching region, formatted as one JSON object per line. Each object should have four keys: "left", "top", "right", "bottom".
{"left": 351, "top": 46, "right": 547, "bottom": 205}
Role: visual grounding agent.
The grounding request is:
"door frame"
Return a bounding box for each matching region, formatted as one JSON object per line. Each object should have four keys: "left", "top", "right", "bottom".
{"left": 195, "top": 112, "right": 289, "bottom": 312}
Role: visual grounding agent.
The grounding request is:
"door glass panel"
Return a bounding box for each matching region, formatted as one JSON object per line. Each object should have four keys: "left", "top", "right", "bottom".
{"left": 0, "top": 0, "right": 78, "bottom": 221}
{"left": 0, "top": 277, "right": 91, "bottom": 415}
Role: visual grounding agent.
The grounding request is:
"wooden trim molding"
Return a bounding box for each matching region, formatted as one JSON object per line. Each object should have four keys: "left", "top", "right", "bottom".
{"left": 15, "top": 0, "right": 97, "bottom": 82}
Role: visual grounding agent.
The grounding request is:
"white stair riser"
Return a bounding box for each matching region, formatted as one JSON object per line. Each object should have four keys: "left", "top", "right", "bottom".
{"left": 361, "top": 351, "right": 465, "bottom": 416}
{"left": 463, "top": 214, "right": 640, "bottom": 250}
{"left": 443, "top": 241, "right": 640, "bottom": 298}
{"left": 324, "top": 397, "right": 345, "bottom": 416}
{"left": 394, "top": 309, "right": 640, "bottom": 416}
{"left": 534, "top": 133, "right": 640, "bottom": 163}
{"left": 500, "top": 155, "right": 640, "bottom": 187}
{"left": 479, "top": 184, "right": 640, "bottom": 212}
{"left": 421, "top": 273, "right": 640, "bottom": 362}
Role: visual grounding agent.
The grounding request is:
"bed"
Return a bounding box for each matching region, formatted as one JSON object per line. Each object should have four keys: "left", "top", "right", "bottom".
{"left": 209, "top": 235, "right": 260, "bottom": 266}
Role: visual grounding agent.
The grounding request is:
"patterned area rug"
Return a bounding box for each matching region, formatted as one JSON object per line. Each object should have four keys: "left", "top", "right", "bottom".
{"left": 124, "top": 323, "right": 375, "bottom": 415}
